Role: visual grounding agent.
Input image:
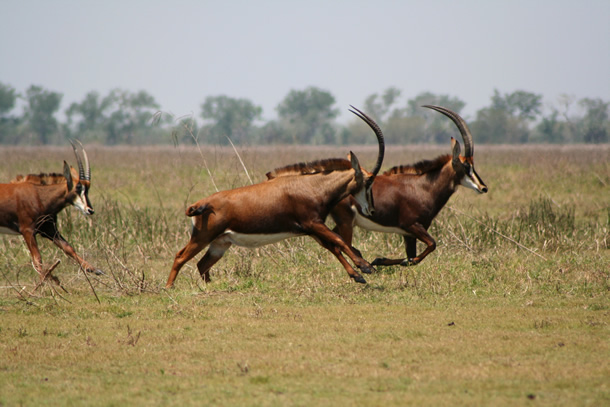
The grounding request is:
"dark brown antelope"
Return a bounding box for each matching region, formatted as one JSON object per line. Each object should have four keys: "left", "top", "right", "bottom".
{"left": 165, "top": 107, "right": 384, "bottom": 288}
{"left": 330, "top": 105, "right": 488, "bottom": 267}
{"left": 0, "top": 142, "right": 103, "bottom": 280}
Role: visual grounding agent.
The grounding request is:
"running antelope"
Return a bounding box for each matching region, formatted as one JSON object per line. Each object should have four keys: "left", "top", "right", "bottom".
{"left": 165, "top": 107, "right": 384, "bottom": 288}
{"left": 0, "top": 142, "right": 103, "bottom": 280}
{"left": 330, "top": 105, "right": 488, "bottom": 267}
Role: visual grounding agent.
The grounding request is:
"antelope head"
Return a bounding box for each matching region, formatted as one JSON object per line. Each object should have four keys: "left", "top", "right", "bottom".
{"left": 423, "top": 105, "right": 488, "bottom": 194}
{"left": 348, "top": 106, "right": 385, "bottom": 215}
{"left": 65, "top": 140, "right": 94, "bottom": 215}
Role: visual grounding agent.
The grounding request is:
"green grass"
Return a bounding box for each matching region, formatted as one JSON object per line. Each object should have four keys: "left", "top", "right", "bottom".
{"left": 0, "top": 144, "right": 609, "bottom": 406}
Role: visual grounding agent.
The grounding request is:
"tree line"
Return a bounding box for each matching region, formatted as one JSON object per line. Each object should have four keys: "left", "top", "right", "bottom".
{"left": 0, "top": 82, "right": 608, "bottom": 145}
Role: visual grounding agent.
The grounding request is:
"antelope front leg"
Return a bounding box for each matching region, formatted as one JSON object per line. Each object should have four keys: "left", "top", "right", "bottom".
{"left": 21, "top": 230, "right": 45, "bottom": 279}
{"left": 309, "top": 223, "right": 375, "bottom": 283}
{"left": 330, "top": 204, "right": 364, "bottom": 259}
{"left": 31, "top": 260, "right": 64, "bottom": 292}
{"left": 21, "top": 231, "right": 63, "bottom": 286}
{"left": 38, "top": 222, "right": 104, "bottom": 276}
{"left": 372, "top": 225, "right": 436, "bottom": 267}
{"left": 52, "top": 236, "right": 104, "bottom": 275}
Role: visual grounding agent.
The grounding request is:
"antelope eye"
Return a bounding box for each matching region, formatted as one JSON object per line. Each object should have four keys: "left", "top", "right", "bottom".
{"left": 76, "top": 184, "right": 83, "bottom": 194}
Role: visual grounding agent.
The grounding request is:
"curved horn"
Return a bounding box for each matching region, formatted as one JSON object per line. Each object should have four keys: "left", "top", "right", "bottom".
{"left": 423, "top": 105, "right": 474, "bottom": 157}
{"left": 348, "top": 105, "right": 385, "bottom": 187}
{"left": 70, "top": 140, "right": 86, "bottom": 181}
{"left": 70, "top": 140, "right": 91, "bottom": 181}
{"left": 79, "top": 141, "right": 91, "bottom": 181}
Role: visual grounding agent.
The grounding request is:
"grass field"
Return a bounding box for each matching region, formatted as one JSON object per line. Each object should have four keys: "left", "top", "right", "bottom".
{"left": 1, "top": 143, "right": 608, "bottom": 406}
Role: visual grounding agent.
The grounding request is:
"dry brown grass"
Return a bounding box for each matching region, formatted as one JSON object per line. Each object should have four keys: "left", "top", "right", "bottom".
{"left": 0, "top": 143, "right": 609, "bottom": 406}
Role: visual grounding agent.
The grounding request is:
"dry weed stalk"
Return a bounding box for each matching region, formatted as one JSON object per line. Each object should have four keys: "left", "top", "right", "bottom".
{"left": 447, "top": 205, "right": 548, "bottom": 261}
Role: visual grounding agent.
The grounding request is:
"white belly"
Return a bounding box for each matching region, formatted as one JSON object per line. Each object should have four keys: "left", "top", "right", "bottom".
{"left": 0, "top": 226, "right": 20, "bottom": 236}
{"left": 219, "top": 230, "right": 302, "bottom": 248}
{"left": 353, "top": 213, "right": 412, "bottom": 236}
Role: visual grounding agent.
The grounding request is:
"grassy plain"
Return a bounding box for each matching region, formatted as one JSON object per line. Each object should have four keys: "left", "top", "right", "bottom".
{"left": 0, "top": 143, "right": 608, "bottom": 406}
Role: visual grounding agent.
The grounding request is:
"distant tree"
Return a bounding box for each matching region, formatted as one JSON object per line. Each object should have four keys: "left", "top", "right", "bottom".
{"left": 384, "top": 116, "right": 427, "bottom": 144}
{"left": 0, "top": 82, "right": 19, "bottom": 143}
{"left": 256, "top": 120, "right": 292, "bottom": 144}
{"left": 277, "top": 87, "right": 339, "bottom": 144}
{"left": 104, "top": 89, "right": 160, "bottom": 144}
{"left": 64, "top": 89, "right": 162, "bottom": 144}
{"left": 200, "top": 95, "right": 262, "bottom": 145}
{"left": 534, "top": 109, "right": 569, "bottom": 143}
{"left": 548, "top": 94, "right": 578, "bottom": 143}
{"left": 491, "top": 89, "right": 542, "bottom": 121}
{"left": 471, "top": 90, "right": 542, "bottom": 143}
{"left": 578, "top": 98, "right": 609, "bottom": 143}
{"left": 65, "top": 91, "right": 114, "bottom": 141}
{"left": 404, "top": 92, "right": 466, "bottom": 143}
{"left": 471, "top": 106, "right": 529, "bottom": 144}
{"left": 0, "top": 82, "right": 17, "bottom": 116}
{"left": 363, "top": 86, "right": 402, "bottom": 124}
{"left": 345, "top": 117, "right": 376, "bottom": 145}
{"left": 406, "top": 92, "right": 466, "bottom": 118}
{"left": 23, "top": 85, "right": 62, "bottom": 144}
{"left": 168, "top": 114, "right": 201, "bottom": 146}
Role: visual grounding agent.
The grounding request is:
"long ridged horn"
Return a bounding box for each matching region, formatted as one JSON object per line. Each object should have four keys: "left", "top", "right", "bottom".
{"left": 348, "top": 105, "right": 385, "bottom": 187}
{"left": 80, "top": 141, "right": 91, "bottom": 181}
{"left": 423, "top": 105, "right": 474, "bottom": 157}
{"left": 70, "top": 140, "right": 91, "bottom": 181}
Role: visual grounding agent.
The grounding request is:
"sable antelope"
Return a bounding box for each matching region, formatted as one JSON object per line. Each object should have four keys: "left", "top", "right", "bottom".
{"left": 165, "top": 107, "right": 384, "bottom": 288}
{"left": 0, "top": 142, "right": 103, "bottom": 280}
{"left": 330, "top": 105, "right": 488, "bottom": 267}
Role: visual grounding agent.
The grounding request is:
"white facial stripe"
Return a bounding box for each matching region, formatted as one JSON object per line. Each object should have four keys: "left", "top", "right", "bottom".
{"left": 461, "top": 173, "right": 485, "bottom": 193}
{"left": 353, "top": 188, "right": 372, "bottom": 216}
{"left": 73, "top": 191, "right": 92, "bottom": 214}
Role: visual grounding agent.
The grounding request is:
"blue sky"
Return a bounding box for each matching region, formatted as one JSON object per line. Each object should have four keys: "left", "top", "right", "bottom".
{"left": 1, "top": 0, "right": 609, "bottom": 123}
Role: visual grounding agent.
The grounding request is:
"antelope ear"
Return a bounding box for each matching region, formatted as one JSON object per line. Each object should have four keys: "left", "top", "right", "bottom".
{"left": 451, "top": 137, "right": 462, "bottom": 161}
{"left": 349, "top": 151, "right": 361, "bottom": 171}
{"left": 63, "top": 161, "right": 73, "bottom": 191}
{"left": 349, "top": 151, "right": 364, "bottom": 182}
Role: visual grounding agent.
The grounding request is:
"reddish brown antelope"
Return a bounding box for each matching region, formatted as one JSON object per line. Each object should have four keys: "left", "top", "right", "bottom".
{"left": 330, "top": 105, "right": 488, "bottom": 267}
{"left": 0, "top": 142, "right": 103, "bottom": 280}
{"left": 165, "top": 107, "right": 384, "bottom": 288}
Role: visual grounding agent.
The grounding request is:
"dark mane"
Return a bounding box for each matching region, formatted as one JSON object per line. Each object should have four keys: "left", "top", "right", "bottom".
{"left": 266, "top": 158, "right": 352, "bottom": 179}
{"left": 11, "top": 173, "right": 66, "bottom": 185}
{"left": 383, "top": 154, "right": 451, "bottom": 176}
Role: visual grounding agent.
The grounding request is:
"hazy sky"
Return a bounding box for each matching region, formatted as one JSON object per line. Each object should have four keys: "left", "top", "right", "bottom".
{"left": 1, "top": 0, "right": 609, "bottom": 123}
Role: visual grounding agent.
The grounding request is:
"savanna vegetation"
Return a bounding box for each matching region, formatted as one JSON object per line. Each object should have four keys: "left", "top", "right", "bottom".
{"left": 1, "top": 81, "right": 609, "bottom": 146}
{"left": 0, "top": 142, "right": 608, "bottom": 406}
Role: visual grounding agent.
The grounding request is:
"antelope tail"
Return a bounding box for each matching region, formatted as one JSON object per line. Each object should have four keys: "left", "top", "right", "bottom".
{"left": 186, "top": 203, "right": 212, "bottom": 217}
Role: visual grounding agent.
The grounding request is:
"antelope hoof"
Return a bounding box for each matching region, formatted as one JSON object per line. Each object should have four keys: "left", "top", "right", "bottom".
{"left": 371, "top": 258, "right": 388, "bottom": 266}
{"left": 352, "top": 274, "right": 367, "bottom": 284}
{"left": 400, "top": 258, "right": 419, "bottom": 267}
{"left": 88, "top": 268, "right": 104, "bottom": 276}
{"left": 359, "top": 264, "right": 377, "bottom": 274}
